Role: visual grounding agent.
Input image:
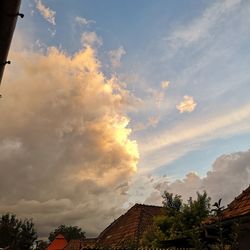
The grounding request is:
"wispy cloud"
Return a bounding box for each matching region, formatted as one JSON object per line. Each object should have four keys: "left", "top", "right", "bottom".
{"left": 48, "top": 28, "right": 56, "bottom": 37}
{"left": 161, "top": 80, "right": 170, "bottom": 89}
{"left": 75, "top": 16, "right": 95, "bottom": 26}
{"left": 81, "top": 31, "right": 102, "bottom": 47}
{"left": 167, "top": 0, "right": 241, "bottom": 49}
{"left": 109, "top": 47, "right": 126, "bottom": 68}
{"left": 176, "top": 95, "right": 197, "bottom": 113}
{"left": 134, "top": 116, "right": 160, "bottom": 132}
{"left": 137, "top": 103, "right": 250, "bottom": 174}
{"left": 142, "top": 103, "right": 250, "bottom": 154}
{"left": 146, "top": 88, "right": 166, "bottom": 108}
{"left": 35, "top": 0, "right": 56, "bottom": 25}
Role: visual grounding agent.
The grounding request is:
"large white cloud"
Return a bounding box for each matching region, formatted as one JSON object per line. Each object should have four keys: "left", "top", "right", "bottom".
{"left": 145, "top": 149, "right": 250, "bottom": 206}
{"left": 0, "top": 45, "right": 138, "bottom": 238}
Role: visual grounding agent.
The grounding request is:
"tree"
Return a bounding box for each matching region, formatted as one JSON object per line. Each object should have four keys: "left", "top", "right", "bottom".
{"left": 211, "top": 199, "right": 239, "bottom": 250}
{"left": 182, "top": 191, "right": 211, "bottom": 230}
{"left": 159, "top": 191, "right": 185, "bottom": 239}
{"left": 140, "top": 224, "right": 165, "bottom": 248}
{"left": 48, "top": 225, "right": 85, "bottom": 242}
{"left": 162, "top": 191, "right": 182, "bottom": 216}
{"left": 141, "top": 191, "right": 211, "bottom": 248}
{"left": 34, "top": 240, "right": 48, "bottom": 250}
{"left": 160, "top": 191, "right": 210, "bottom": 237}
{"left": 0, "top": 213, "right": 37, "bottom": 250}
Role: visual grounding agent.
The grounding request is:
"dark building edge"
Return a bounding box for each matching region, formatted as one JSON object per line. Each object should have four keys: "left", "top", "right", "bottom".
{"left": 0, "top": 0, "right": 22, "bottom": 85}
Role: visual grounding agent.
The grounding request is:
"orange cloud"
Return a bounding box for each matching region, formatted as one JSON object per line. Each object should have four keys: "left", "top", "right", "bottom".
{"left": 161, "top": 80, "right": 170, "bottom": 89}
{"left": 0, "top": 44, "right": 138, "bottom": 237}
{"left": 176, "top": 95, "right": 197, "bottom": 113}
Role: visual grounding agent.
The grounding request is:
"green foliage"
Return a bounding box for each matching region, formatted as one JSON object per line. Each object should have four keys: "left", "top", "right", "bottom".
{"left": 228, "top": 221, "right": 240, "bottom": 250}
{"left": 142, "top": 193, "right": 240, "bottom": 249}
{"left": 48, "top": 224, "right": 85, "bottom": 242}
{"left": 162, "top": 191, "right": 182, "bottom": 216}
{"left": 34, "top": 240, "right": 48, "bottom": 250}
{"left": 141, "top": 191, "right": 211, "bottom": 248}
{"left": 182, "top": 191, "right": 211, "bottom": 230}
{"left": 161, "top": 191, "right": 211, "bottom": 238}
{"left": 211, "top": 200, "right": 239, "bottom": 250}
{"left": 140, "top": 224, "right": 165, "bottom": 248}
{"left": 212, "top": 199, "right": 225, "bottom": 250}
{"left": 0, "top": 213, "right": 37, "bottom": 250}
{"left": 212, "top": 198, "right": 224, "bottom": 217}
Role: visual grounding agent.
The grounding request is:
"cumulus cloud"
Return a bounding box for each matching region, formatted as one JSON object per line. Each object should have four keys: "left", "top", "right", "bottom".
{"left": 109, "top": 47, "right": 126, "bottom": 68}
{"left": 0, "top": 44, "right": 138, "bottom": 237}
{"left": 176, "top": 95, "right": 197, "bottom": 113}
{"left": 81, "top": 31, "right": 102, "bottom": 47}
{"left": 75, "top": 16, "right": 95, "bottom": 26}
{"left": 36, "top": 0, "right": 56, "bottom": 25}
{"left": 145, "top": 149, "right": 250, "bottom": 206}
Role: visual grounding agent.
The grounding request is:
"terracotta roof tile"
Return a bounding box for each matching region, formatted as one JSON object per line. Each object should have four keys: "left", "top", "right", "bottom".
{"left": 95, "top": 203, "right": 164, "bottom": 248}
{"left": 81, "top": 238, "right": 97, "bottom": 249}
{"left": 47, "top": 234, "right": 68, "bottom": 250}
{"left": 222, "top": 185, "right": 250, "bottom": 220}
{"left": 204, "top": 185, "right": 250, "bottom": 225}
{"left": 63, "top": 239, "right": 81, "bottom": 250}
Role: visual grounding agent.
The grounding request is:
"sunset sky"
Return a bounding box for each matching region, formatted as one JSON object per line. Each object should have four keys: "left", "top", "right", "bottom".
{"left": 0, "top": 0, "right": 250, "bottom": 238}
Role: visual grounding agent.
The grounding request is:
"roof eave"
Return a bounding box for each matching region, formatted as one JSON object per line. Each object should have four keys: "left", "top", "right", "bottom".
{"left": 0, "top": 0, "right": 22, "bottom": 85}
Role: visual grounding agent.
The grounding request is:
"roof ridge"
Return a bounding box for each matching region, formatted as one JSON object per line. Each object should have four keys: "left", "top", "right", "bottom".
{"left": 134, "top": 203, "right": 163, "bottom": 208}
{"left": 95, "top": 203, "right": 164, "bottom": 248}
{"left": 97, "top": 213, "right": 125, "bottom": 240}
{"left": 55, "top": 234, "right": 66, "bottom": 239}
{"left": 227, "top": 184, "right": 250, "bottom": 208}
{"left": 97, "top": 204, "right": 141, "bottom": 241}
{"left": 221, "top": 185, "right": 250, "bottom": 220}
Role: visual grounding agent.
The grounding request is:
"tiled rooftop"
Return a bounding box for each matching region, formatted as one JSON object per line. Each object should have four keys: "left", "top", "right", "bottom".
{"left": 222, "top": 185, "right": 250, "bottom": 220}
{"left": 47, "top": 234, "right": 68, "bottom": 250}
{"left": 47, "top": 187, "right": 250, "bottom": 249}
{"left": 204, "top": 185, "right": 250, "bottom": 225}
{"left": 81, "top": 238, "right": 97, "bottom": 249}
{"left": 63, "top": 239, "right": 81, "bottom": 250}
{"left": 95, "top": 203, "right": 164, "bottom": 248}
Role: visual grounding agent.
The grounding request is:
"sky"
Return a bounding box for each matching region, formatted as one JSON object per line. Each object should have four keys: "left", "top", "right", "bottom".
{"left": 0, "top": 0, "right": 250, "bottom": 238}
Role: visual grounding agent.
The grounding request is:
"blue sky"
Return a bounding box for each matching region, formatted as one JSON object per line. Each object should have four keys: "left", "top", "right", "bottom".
{"left": 1, "top": 0, "right": 250, "bottom": 237}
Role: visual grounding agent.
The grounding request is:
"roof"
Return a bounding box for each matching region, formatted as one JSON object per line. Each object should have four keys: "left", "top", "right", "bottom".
{"left": 63, "top": 239, "right": 81, "bottom": 250}
{"left": 95, "top": 203, "right": 164, "bottom": 248}
{"left": 222, "top": 185, "right": 250, "bottom": 220}
{"left": 205, "top": 185, "right": 250, "bottom": 225}
{"left": 0, "top": 0, "right": 22, "bottom": 85}
{"left": 47, "top": 234, "right": 68, "bottom": 250}
{"left": 81, "top": 238, "right": 97, "bottom": 249}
